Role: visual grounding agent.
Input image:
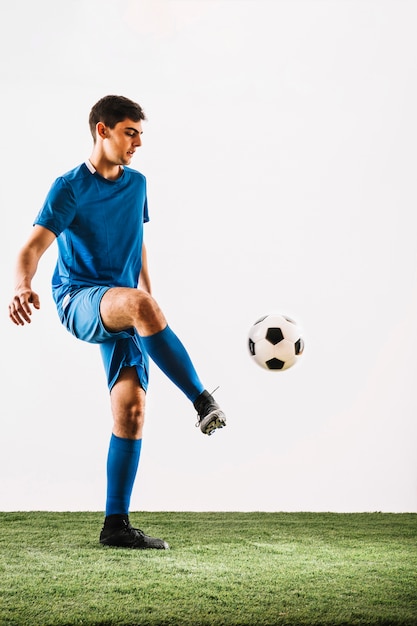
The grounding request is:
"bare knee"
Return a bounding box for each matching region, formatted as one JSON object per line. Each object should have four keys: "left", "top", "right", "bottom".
{"left": 100, "top": 288, "right": 167, "bottom": 336}
{"left": 110, "top": 368, "right": 146, "bottom": 439}
{"left": 134, "top": 291, "right": 166, "bottom": 335}
{"left": 113, "top": 403, "right": 144, "bottom": 439}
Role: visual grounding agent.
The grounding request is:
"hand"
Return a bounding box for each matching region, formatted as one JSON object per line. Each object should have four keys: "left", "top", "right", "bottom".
{"left": 9, "top": 289, "right": 40, "bottom": 326}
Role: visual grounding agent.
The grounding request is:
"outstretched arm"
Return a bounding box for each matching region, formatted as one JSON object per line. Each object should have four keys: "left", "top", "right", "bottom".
{"left": 9, "top": 225, "right": 56, "bottom": 326}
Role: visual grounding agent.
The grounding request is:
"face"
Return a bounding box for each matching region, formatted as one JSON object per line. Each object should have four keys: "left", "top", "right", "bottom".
{"left": 98, "top": 118, "right": 143, "bottom": 166}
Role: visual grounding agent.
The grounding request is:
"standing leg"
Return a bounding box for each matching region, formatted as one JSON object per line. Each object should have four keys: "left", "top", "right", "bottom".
{"left": 99, "top": 367, "right": 169, "bottom": 550}
{"left": 105, "top": 366, "right": 145, "bottom": 516}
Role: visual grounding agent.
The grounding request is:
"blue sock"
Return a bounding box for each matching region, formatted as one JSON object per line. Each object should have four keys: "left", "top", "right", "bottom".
{"left": 105, "top": 434, "right": 142, "bottom": 517}
{"left": 141, "top": 325, "right": 204, "bottom": 402}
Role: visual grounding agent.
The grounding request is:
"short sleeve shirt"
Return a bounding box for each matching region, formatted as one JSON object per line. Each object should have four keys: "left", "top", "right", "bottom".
{"left": 34, "top": 161, "right": 149, "bottom": 314}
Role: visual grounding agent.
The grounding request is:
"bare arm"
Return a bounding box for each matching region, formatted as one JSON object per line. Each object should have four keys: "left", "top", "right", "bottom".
{"left": 9, "top": 225, "right": 57, "bottom": 326}
{"left": 138, "top": 243, "right": 152, "bottom": 295}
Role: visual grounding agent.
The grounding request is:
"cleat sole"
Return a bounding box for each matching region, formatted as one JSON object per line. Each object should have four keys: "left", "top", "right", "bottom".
{"left": 199, "top": 410, "right": 226, "bottom": 435}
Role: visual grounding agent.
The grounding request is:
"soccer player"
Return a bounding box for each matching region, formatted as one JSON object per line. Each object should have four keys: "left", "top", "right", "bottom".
{"left": 8, "top": 95, "right": 226, "bottom": 550}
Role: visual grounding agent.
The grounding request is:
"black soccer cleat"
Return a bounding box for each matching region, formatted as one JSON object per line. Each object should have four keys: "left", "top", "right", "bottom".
{"left": 100, "top": 516, "right": 169, "bottom": 550}
{"left": 194, "top": 389, "right": 226, "bottom": 436}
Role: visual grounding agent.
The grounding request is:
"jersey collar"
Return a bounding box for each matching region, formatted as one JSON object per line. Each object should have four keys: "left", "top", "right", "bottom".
{"left": 85, "top": 159, "right": 125, "bottom": 177}
{"left": 85, "top": 159, "right": 96, "bottom": 174}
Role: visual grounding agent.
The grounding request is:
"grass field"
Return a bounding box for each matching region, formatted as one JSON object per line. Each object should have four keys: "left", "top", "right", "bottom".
{"left": 0, "top": 512, "right": 416, "bottom": 625}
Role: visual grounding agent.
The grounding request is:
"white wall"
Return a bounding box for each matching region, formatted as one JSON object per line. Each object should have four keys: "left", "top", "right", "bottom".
{"left": 1, "top": 0, "right": 416, "bottom": 512}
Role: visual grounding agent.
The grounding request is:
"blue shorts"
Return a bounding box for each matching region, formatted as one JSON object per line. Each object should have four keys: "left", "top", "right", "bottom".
{"left": 60, "top": 286, "right": 149, "bottom": 392}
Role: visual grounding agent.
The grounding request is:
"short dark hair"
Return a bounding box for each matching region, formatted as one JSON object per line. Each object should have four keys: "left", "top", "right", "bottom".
{"left": 89, "top": 95, "right": 146, "bottom": 141}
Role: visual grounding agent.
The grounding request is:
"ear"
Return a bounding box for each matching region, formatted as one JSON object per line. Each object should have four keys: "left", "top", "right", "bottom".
{"left": 96, "top": 122, "right": 107, "bottom": 140}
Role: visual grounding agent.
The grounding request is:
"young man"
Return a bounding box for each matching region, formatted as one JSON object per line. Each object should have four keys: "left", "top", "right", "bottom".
{"left": 9, "top": 95, "right": 226, "bottom": 550}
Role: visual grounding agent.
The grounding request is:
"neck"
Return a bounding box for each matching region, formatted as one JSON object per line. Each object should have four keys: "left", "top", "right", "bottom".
{"left": 89, "top": 152, "right": 123, "bottom": 181}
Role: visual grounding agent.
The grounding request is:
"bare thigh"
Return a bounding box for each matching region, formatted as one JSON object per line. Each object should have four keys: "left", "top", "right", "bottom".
{"left": 100, "top": 287, "right": 167, "bottom": 337}
{"left": 110, "top": 367, "right": 146, "bottom": 439}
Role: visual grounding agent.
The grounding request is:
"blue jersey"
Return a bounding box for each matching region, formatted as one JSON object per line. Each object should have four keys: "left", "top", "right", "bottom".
{"left": 34, "top": 161, "right": 149, "bottom": 315}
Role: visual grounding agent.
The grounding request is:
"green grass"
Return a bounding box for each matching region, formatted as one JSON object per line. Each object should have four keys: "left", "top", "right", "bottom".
{"left": 0, "top": 512, "right": 416, "bottom": 625}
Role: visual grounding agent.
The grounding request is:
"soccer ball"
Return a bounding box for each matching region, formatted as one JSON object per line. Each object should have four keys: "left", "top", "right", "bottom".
{"left": 248, "top": 314, "right": 304, "bottom": 371}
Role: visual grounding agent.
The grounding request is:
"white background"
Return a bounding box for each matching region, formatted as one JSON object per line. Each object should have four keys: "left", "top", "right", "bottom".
{"left": 1, "top": 0, "right": 416, "bottom": 512}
